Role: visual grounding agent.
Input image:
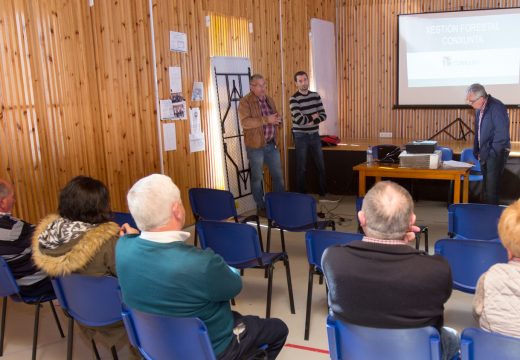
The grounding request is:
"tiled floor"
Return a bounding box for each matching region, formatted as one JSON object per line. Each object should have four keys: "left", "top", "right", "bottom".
{"left": 1, "top": 196, "right": 477, "bottom": 359}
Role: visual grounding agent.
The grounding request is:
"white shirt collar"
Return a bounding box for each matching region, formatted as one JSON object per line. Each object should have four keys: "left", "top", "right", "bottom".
{"left": 139, "top": 230, "right": 191, "bottom": 244}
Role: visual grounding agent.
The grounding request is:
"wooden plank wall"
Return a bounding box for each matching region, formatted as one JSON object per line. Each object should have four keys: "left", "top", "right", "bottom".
{"left": 337, "top": 0, "right": 520, "bottom": 142}
{"left": 1, "top": 0, "right": 335, "bottom": 224}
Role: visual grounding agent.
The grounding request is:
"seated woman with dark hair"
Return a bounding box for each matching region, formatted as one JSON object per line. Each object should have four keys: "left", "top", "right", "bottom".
{"left": 31, "top": 176, "right": 138, "bottom": 358}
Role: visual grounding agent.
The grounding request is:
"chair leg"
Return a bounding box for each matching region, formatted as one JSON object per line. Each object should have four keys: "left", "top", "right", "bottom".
{"left": 32, "top": 302, "right": 42, "bottom": 360}
{"left": 67, "top": 317, "right": 74, "bottom": 360}
{"left": 266, "top": 222, "right": 272, "bottom": 252}
{"left": 231, "top": 298, "right": 236, "bottom": 306}
{"left": 194, "top": 228, "right": 199, "bottom": 247}
{"left": 283, "top": 255, "right": 295, "bottom": 314}
{"left": 319, "top": 274, "right": 324, "bottom": 285}
{"left": 424, "top": 227, "right": 429, "bottom": 253}
{"left": 91, "top": 339, "right": 101, "bottom": 360}
{"left": 305, "top": 267, "right": 315, "bottom": 341}
{"left": 110, "top": 345, "right": 119, "bottom": 360}
{"left": 415, "top": 232, "right": 421, "bottom": 250}
{"left": 280, "top": 230, "right": 286, "bottom": 253}
{"left": 0, "top": 297, "right": 7, "bottom": 356}
{"left": 256, "top": 219, "right": 264, "bottom": 252}
{"left": 266, "top": 265, "right": 274, "bottom": 319}
{"left": 49, "top": 300, "right": 65, "bottom": 338}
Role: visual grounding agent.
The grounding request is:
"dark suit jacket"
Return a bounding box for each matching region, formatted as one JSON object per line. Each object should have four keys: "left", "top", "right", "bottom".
{"left": 473, "top": 95, "right": 510, "bottom": 161}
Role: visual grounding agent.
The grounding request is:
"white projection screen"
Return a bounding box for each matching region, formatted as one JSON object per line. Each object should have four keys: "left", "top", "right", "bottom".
{"left": 398, "top": 8, "right": 520, "bottom": 106}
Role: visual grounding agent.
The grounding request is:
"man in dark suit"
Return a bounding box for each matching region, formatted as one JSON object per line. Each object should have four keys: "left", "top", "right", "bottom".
{"left": 466, "top": 83, "right": 510, "bottom": 204}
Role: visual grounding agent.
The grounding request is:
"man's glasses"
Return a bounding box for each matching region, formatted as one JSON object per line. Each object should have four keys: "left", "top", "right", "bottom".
{"left": 467, "top": 96, "right": 481, "bottom": 105}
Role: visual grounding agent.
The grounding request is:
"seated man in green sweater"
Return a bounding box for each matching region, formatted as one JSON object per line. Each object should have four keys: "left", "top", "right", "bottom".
{"left": 116, "top": 174, "right": 288, "bottom": 359}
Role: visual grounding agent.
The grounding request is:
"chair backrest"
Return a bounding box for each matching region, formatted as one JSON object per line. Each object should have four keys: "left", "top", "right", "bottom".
{"left": 265, "top": 192, "right": 317, "bottom": 228}
{"left": 326, "top": 315, "right": 441, "bottom": 360}
{"left": 0, "top": 257, "right": 20, "bottom": 297}
{"left": 461, "top": 327, "right": 520, "bottom": 360}
{"left": 122, "top": 305, "right": 216, "bottom": 360}
{"left": 434, "top": 239, "right": 508, "bottom": 293}
{"left": 188, "top": 188, "right": 237, "bottom": 221}
{"left": 196, "top": 220, "right": 262, "bottom": 266}
{"left": 305, "top": 230, "right": 363, "bottom": 270}
{"left": 52, "top": 274, "right": 122, "bottom": 326}
{"left": 460, "top": 148, "right": 481, "bottom": 172}
{"left": 437, "top": 146, "right": 454, "bottom": 161}
{"left": 112, "top": 211, "right": 138, "bottom": 229}
{"left": 448, "top": 203, "right": 505, "bottom": 240}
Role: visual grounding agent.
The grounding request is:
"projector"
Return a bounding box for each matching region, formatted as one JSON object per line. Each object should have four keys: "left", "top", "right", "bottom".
{"left": 405, "top": 140, "right": 437, "bottom": 154}
{"left": 399, "top": 150, "right": 441, "bottom": 169}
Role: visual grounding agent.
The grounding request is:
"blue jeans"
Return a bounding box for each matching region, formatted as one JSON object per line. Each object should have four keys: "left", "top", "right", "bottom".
{"left": 293, "top": 132, "right": 326, "bottom": 196}
{"left": 246, "top": 142, "right": 284, "bottom": 209}
{"left": 440, "top": 327, "right": 460, "bottom": 360}
{"left": 481, "top": 149, "right": 509, "bottom": 204}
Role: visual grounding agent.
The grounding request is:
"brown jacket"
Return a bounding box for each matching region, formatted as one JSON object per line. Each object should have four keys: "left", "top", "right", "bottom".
{"left": 238, "top": 92, "right": 281, "bottom": 149}
{"left": 32, "top": 214, "right": 118, "bottom": 277}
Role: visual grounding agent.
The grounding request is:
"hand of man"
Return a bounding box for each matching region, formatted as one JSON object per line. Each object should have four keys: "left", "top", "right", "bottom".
{"left": 403, "top": 225, "right": 421, "bottom": 243}
{"left": 267, "top": 113, "right": 281, "bottom": 125}
{"left": 311, "top": 113, "right": 319, "bottom": 120}
{"left": 119, "top": 223, "right": 140, "bottom": 236}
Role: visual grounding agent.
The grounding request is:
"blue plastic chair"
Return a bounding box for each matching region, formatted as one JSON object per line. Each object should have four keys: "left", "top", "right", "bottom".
{"left": 437, "top": 146, "right": 454, "bottom": 161}
{"left": 461, "top": 327, "right": 520, "bottom": 360}
{"left": 326, "top": 315, "right": 442, "bottom": 360}
{"left": 434, "top": 239, "right": 508, "bottom": 293}
{"left": 121, "top": 304, "right": 267, "bottom": 360}
{"left": 448, "top": 203, "right": 505, "bottom": 240}
{"left": 197, "top": 220, "right": 295, "bottom": 318}
{"left": 0, "top": 257, "right": 64, "bottom": 359}
{"left": 52, "top": 275, "right": 122, "bottom": 360}
{"left": 460, "top": 148, "right": 484, "bottom": 183}
{"left": 189, "top": 188, "right": 262, "bottom": 248}
{"left": 304, "top": 230, "right": 362, "bottom": 340}
{"left": 265, "top": 192, "right": 335, "bottom": 253}
{"left": 112, "top": 211, "right": 138, "bottom": 229}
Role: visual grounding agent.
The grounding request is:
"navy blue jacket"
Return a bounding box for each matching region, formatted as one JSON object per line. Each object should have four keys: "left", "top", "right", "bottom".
{"left": 473, "top": 95, "right": 510, "bottom": 161}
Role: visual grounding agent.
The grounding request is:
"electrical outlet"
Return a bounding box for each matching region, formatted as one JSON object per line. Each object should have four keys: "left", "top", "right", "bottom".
{"left": 379, "top": 132, "right": 393, "bottom": 138}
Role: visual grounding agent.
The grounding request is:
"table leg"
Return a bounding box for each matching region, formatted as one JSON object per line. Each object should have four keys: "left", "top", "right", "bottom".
{"left": 462, "top": 173, "right": 469, "bottom": 203}
{"left": 453, "top": 177, "right": 461, "bottom": 204}
{"left": 358, "top": 171, "right": 366, "bottom": 197}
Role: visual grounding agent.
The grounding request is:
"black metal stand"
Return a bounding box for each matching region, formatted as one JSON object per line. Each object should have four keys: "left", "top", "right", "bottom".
{"left": 428, "top": 117, "right": 473, "bottom": 141}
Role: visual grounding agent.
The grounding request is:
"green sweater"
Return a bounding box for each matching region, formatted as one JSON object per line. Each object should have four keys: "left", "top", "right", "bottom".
{"left": 116, "top": 235, "right": 242, "bottom": 355}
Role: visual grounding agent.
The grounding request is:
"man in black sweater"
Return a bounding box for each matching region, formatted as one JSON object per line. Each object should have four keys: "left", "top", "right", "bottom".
{"left": 322, "top": 181, "right": 459, "bottom": 360}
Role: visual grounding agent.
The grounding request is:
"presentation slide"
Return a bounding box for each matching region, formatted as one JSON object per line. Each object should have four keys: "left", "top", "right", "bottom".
{"left": 398, "top": 8, "right": 520, "bottom": 106}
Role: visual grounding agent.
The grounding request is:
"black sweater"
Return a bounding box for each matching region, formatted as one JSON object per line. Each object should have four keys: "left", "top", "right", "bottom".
{"left": 322, "top": 240, "right": 452, "bottom": 330}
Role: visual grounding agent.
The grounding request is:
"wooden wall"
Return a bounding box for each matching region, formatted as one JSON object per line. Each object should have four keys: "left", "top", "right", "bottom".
{"left": 1, "top": 0, "right": 335, "bottom": 225}
{"left": 337, "top": 0, "right": 520, "bottom": 142}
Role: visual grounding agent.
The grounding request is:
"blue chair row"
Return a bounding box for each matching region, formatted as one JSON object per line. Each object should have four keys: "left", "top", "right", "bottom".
{"left": 0, "top": 258, "right": 64, "bottom": 360}
{"left": 327, "top": 316, "right": 520, "bottom": 360}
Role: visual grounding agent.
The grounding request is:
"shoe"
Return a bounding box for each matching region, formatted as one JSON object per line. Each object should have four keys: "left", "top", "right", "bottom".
{"left": 257, "top": 208, "right": 267, "bottom": 218}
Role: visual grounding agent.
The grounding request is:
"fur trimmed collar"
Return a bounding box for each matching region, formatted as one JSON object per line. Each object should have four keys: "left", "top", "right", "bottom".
{"left": 32, "top": 214, "right": 120, "bottom": 276}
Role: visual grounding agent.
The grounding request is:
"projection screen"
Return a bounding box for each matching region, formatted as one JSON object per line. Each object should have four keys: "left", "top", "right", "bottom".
{"left": 398, "top": 8, "right": 520, "bottom": 106}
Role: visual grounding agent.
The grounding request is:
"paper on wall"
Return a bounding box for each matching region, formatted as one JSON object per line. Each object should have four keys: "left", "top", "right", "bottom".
{"left": 169, "top": 67, "right": 182, "bottom": 94}
{"left": 192, "top": 82, "right": 204, "bottom": 101}
{"left": 189, "top": 107, "right": 202, "bottom": 134}
{"left": 189, "top": 132, "right": 205, "bottom": 153}
{"left": 163, "top": 122, "right": 177, "bottom": 151}
{"left": 160, "top": 99, "right": 174, "bottom": 120}
{"left": 170, "top": 31, "right": 188, "bottom": 52}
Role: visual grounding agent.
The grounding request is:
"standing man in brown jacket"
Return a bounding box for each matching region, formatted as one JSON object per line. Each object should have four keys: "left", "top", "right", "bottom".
{"left": 238, "top": 74, "right": 284, "bottom": 216}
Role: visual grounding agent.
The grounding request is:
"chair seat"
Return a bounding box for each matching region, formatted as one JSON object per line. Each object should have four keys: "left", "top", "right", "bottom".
{"left": 10, "top": 293, "right": 57, "bottom": 305}
{"left": 271, "top": 220, "right": 332, "bottom": 232}
{"left": 228, "top": 252, "right": 285, "bottom": 269}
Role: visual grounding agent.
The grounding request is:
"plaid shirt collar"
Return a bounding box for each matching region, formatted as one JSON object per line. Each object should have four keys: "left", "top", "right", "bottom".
{"left": 257, "top": 96, "right": 276, "bottom": 143}
{"left": 362, "top": 236, "right": 409, "bottom": 246}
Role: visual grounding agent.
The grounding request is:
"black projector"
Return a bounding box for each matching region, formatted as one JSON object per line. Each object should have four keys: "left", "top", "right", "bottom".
{"left": 405, "top": 140, "right": 437, "bottom": 154}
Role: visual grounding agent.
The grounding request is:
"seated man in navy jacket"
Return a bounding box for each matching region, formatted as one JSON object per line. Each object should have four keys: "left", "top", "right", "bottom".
{"left": 322, "top": 181, "right": 459, "bottom": 360}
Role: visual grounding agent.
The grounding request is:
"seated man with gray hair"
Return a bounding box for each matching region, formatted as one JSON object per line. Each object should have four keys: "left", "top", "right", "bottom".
{"left": 322, "top": 181, "right": 459, "bottom": 360}
{"left": 116, "top": 174, "right": 288, "bottom": 359}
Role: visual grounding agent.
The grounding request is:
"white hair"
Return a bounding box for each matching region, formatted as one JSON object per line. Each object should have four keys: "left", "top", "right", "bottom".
{"left": 127, "top": 174, "right": 181, "bottom": 231}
